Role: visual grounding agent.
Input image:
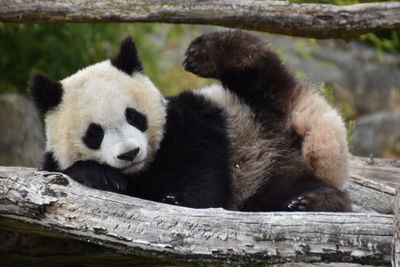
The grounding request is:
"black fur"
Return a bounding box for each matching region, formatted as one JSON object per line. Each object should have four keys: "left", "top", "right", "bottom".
{"left": 111, "top": 36, "right": 143, "bottom": 75}
{"left": 125, "top": 107, "right": 148, "bottom": 132}
{"left": 82, "top": 123, "right": 104, "bottom": 150}
{"left": 127, "top": 92, "right": 231, "bottom": 208}
{"left": 29, "top": 74, "right": 63, "bottom": 114}
{"left": 43, "top": 152, "right": 60, "bottom": 172}
{"left": 64, "top": 161, "right": 128, "bottom": 193}
{"left": 241, "top": 171, "right": 352, "bottom": 212}
{"left": 43, "top": 152, "right": 127, "bottom": 193}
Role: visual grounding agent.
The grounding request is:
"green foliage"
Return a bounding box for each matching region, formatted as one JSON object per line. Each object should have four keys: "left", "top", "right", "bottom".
{"left": 1, "top": 0, "right": 398, "bottom": 97}
{"left": 360, "top": 31, "right": 400, "bottom": 55}
{"left": 0, "top": 23, "right": 209, "bottom": 95}
{"left": 0, "top": 23, "right": 115, "bottom": 94}
{"left": 316, "top": 84, "right": 334, "bottom": 105}
{"left": 346, "top": 120, "right": 356, "bottom": 152}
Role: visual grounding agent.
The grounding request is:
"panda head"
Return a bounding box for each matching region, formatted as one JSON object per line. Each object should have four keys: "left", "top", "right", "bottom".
{"left": 29, "top": 37, "right": 167, "bottom": 174}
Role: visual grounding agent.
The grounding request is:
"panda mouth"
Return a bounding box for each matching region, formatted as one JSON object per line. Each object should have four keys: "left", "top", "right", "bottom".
{"left": 120, "top": 160, "right": 145, "bottom": 171}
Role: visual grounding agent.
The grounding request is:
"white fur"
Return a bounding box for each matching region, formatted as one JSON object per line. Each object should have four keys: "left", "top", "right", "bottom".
{"left": 290, "top": 85, "right": 349, "bottom": 188}
{"left": 197, "top": 85, "right": 278, "bottom": 209}
{"left": 101, "top": 122, "right": 148, "bottom": 172}
{"left": 45, "top": 60, "right": 167, "bottom": 172}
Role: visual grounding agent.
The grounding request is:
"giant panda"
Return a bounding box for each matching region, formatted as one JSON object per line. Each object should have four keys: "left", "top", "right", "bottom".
{"left": 29, "top": 30, "right": 351, "bottom": 212}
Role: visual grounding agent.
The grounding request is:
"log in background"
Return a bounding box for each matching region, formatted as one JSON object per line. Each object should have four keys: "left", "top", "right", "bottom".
{"left": 1, "top": 0, "right": 400, "bottom": 39}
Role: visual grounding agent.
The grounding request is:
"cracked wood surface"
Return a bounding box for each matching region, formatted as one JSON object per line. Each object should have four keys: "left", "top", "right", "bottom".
{"left": 393, "top": 188, "right": 400, "bottom": 266}
{"left": 0, "top": 161, "right": 397, "bottom": 265}
{"left": 1, "top": 0, "right": 400, "bottom": 39}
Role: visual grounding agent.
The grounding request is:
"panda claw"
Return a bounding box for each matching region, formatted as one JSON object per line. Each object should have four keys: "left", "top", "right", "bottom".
{"left": 162, "top": 194, "right": 181, "bottom": 206}
{"left": 287, "top": 195, "right": 311, "bottom": 211}
{"left": 287, "top": 200, "right": 299, "bottom": 210}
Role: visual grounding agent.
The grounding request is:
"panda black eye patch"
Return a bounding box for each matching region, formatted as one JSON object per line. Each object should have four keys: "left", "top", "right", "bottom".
{"left": 83, "top": 123, "right": 104, "bottom": 150}
{"left": 125, "top": 108, "right": 148, "bottom": 132}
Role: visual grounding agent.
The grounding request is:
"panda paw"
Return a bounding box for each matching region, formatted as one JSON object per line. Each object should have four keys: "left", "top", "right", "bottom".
{"left": 63, "top": 160, "right": 128, "bottom": 194}
{"left": 161, "top": 194, "right": 182, "bottom": 206}
{"left": 287, "top": 195, "right": 310, "bottom": 211}
{"left": 183, "top": 34, "right": 218, "bottom": 78}
{"left": 287, "top": 187, "right": 352, "bottom": 212}
{"left": 183, "top": 31, "right": 270, "bottom": 80}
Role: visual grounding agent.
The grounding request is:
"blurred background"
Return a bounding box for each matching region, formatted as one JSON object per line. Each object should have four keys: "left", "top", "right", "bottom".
{"left": 0, "top": 0, "right": 399, "bottom": 167}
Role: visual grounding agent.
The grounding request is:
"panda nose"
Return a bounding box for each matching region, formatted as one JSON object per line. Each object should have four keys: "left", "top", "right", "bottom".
{"left": 117, "top": 148, "right": 140, "bottom": 161}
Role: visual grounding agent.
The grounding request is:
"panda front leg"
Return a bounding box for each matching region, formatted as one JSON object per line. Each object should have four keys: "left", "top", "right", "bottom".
{"left": 63, "top": 160, "right": 128, "bottom": 194}
{"left": 183, "top": 30, "right": 296, "bottom": 117}
{"left": 43, "top": 152, "right": 127, "bottom": 193}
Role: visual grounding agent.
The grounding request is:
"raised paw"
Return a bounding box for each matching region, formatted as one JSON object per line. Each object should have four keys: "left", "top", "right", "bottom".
{"left": 183, "top": 35, "right": 218, "bottom": 78}
{"left": 183, "top": 30, "right": 268, "bottom": 79}
{"left": 287, "top": 187, "right": 352, "bottom": 212}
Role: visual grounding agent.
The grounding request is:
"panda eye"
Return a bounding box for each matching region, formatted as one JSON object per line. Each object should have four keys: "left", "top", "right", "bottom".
{"left": 82, "top": 123, "right": 104, "bottom": 150}
{"left": 125, "top": 108, "right": 148, "bottom": 132}
{"left": 126, "top": 110, "right": 136, "bottom": 124}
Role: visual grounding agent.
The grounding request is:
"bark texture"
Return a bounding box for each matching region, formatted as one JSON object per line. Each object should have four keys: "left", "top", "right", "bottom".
{"left": 0, "top": 158, "right": 398, "bottom": 265}
{"left": 1, "top": 0, "right": 400, "bottom": 39}
{"left": 393, "top": 188, "right": 400, "bottom": 266}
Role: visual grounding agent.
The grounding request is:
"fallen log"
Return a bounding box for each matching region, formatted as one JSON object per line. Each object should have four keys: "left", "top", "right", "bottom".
{"left": 393, "top": 188, "right": 400, "bottom": 266}
{"left": 0, "top": 157, "right": 399, "bottom": 265}
{"left": 1, "top": 0, "right": 400, "bottom": 40}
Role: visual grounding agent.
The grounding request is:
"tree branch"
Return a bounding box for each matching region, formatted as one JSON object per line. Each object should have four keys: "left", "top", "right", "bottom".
{"left": 1, "top": 0, "right": 400, "bottom": 39}
{"left": 1, "top": 157, "right": 398, "bottom": 265}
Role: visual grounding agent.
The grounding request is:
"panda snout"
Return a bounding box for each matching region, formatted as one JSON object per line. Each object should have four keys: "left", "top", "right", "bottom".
{"left": 117, "top": 147, "right": 140, "bottom": 161}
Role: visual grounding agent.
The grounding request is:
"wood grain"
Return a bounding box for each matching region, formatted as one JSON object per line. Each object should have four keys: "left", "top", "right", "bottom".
{"left": 1, "top": 0, "right": 400, "bottom": 39}
{"left": 0, "top": 165, "right": 396, "bottom": 265}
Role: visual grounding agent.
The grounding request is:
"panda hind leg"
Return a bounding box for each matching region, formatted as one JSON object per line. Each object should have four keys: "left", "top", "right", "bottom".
{"left": 241, "top": 175, "right": 352, "bottom": 212}
{"left": 287, "top": 187, "right": 352, "bottom": 212}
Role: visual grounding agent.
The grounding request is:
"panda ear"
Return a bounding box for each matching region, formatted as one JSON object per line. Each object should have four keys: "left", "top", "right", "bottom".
{"left": 111, "top": 36, "right": 143, "bottom": 75}
{"left": 28, "top": 73, "right": 63, "bottom": 114}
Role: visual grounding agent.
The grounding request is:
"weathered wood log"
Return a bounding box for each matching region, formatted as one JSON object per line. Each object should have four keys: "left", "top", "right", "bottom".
{"left": 1, "top": 0, "right": 400, "bottom": 40}
{"left": 350, "top": 156, "right": 400, "bottom": 187}
{"left": 346, "top": 156, "right": 400, "bottom": 214}
{"left": 0, "top": 162, "right": 398, "bottom": 266}
{"left": 345, "top": 174, "right": 395, "bottom": 214}
{"left": 393, "top": 188, "right": 400, "bottom": 267}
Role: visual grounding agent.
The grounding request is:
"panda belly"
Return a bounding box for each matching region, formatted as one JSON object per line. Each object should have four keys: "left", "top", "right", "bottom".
{"left": 197, "top": 85, "right": 294, "bottom": 210}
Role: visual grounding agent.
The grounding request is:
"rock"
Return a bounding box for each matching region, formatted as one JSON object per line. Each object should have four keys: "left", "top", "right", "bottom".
{"left": 350, "top": 109, "right": 400, "bottom": 158}
{"left": 0, "top": 93, "right": 45, "bottom": 167}
{"left": 269, "top": 37, "right": 400, "bottom": 118}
